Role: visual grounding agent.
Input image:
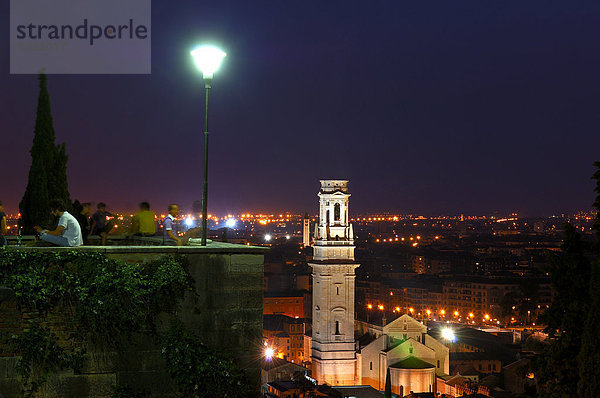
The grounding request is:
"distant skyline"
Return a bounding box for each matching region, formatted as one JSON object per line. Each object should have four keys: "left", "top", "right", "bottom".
{"left": 2, "top": 1, "right": 600, "bottom": 216}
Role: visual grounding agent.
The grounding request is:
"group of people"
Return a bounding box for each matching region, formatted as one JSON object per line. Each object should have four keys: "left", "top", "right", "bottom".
{"left": 0, "top": 199, "right": 189, "bottom": 247}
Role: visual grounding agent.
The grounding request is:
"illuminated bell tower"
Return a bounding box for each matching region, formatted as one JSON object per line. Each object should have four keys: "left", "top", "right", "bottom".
{"left": 309, "top": 180, "right": 358, "bottom": 386}
{"left": 303, "top": 213, "right": 311, "bottom": 247}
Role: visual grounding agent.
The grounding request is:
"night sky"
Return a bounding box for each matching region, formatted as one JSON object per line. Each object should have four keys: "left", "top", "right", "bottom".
{"left": 2, "top": 1, "right": 600, "bottom": 216}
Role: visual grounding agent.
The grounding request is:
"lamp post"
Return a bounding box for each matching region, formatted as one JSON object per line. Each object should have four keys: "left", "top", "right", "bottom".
{"left": 190, "top": 45, "right": 227, "bottom": 246}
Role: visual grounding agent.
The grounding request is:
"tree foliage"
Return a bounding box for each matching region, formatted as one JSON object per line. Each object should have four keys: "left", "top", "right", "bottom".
{"left": 19, "top": 74, "right": 71, "bottom": 233}
{"left": 161, "top": 320, "right": 253, "bottom": 398}
{"left": 576, "top": 161, "right": 600, "bottom": 397}
{"left": 535, "top": 162, "right": 600, "bottom": 397}
{"left": 0, "top": 250, "right": 193, "bottom": 395}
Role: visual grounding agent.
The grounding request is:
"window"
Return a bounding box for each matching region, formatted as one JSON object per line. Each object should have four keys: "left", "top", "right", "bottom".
{"left": 370, "top": 362, "right": 373, "bottom": 371}
{"left": 336, "top": 286, "right": 340, "bottom": 295}
{"left": 437, "top": 360, "right": 440, "bottom": 368}
{"left": 409, "top": 346, "right": 413, "bottom": 354}
{"left": 335, "top": 321, "right": 341, "bottom": 335}
{"left": 334, "top": 203, "right": 341, "bottom": 221}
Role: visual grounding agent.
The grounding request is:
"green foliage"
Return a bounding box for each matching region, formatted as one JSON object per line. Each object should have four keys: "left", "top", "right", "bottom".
{"left": 576, "top": 162, "right": 600, "bottom": 397}
{"left": 536, "top": 162, "right": 600, "bottom": 397}
{"left": 161, "top": 321, "right": 253, "bottom": 398}
{"left": 10, "top": 324, "right": 84, "bottom": 397}
{"left": 577, "top": 258, "right": 600, "bottom": 397}
{"left": 111, "top": 385, "right": 150, "bottom": 398}
{"left": 19, "top": 74, "right": 71, "bottom": 233}
{"left": 0, "top": 250, "right": 192, "bottom": 394}
{"left": 534, "top": 224, "right": 593, "bottom": 397}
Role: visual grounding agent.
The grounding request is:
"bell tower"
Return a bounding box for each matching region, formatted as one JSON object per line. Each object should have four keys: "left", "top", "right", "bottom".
{"left": 309, "top": 180, "right": 358, "bottom": 385}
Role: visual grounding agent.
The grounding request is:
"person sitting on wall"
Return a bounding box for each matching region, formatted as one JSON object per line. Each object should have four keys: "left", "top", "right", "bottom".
{"left": 163, "top": 204, "right": 184, "bottom": 246}
{"left": 73, "top": 200, "right": 92, "bottom": 244}
{"left": 90, "top": 202, "right": 115, "bottom": 246}
{"left": 0, "top": 201, "right": 7, "bottom": 246}
{"left": 34, "top": 199, "right": 83, "bottom": 247}
{"left": 128, "top": 201, "right": 157, "bottom": 237}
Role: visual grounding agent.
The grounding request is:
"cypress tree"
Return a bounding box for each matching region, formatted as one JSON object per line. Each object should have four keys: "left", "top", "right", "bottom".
{"left": 384, "top": 367, "right": 392, "bottom": 398}
{"left": 19, "top": 74, "right": 71, "bottom": 233}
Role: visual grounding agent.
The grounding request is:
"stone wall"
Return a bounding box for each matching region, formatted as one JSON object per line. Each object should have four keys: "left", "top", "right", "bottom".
{"left": 0, "top": 243, "right": 266, "bottom": 397}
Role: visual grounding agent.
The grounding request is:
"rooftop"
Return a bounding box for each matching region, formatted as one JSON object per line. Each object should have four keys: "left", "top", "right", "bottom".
{"left": 390, "top": 356, "right": 435, "bottom": 369}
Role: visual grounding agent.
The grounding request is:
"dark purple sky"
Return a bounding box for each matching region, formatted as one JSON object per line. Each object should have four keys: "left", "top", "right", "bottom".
{"left": 2, "top": 1, "right": 600, "bottom": 216}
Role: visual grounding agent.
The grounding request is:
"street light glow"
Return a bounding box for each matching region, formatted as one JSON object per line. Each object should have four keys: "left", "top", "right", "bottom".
{"left": 225, "top": 218, "right": 236, "bottom": 228}
{"left": 190, "top": 45, "right": 226, "bottom": 79}
{"left": 264, "top": 234, "right": 272, "bottom": 241}
{"left": 265, "top": 347, "right": 274, "bottom": 361}
{"left": 441, "top": 328, "right": 456, "bottom": 342}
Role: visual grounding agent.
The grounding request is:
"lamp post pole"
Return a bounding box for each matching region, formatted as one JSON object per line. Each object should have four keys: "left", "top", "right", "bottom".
{"left": 190, "top": 45, "right": 226, "bottom": 246}
{"left": 201, "top": 78, "right": 211, "bottom": 246}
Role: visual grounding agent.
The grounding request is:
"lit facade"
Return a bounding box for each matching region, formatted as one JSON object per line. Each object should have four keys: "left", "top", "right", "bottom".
{"left": 309, "top": 180, "right": 359, "bottom": 386}
{"left": 303, "top": 213, "right": 311, "bottom": 247}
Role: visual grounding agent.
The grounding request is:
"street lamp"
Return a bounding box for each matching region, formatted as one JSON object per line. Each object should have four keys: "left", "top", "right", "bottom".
{"left": 190, "top": 45, "right": 227, "bottom": 246}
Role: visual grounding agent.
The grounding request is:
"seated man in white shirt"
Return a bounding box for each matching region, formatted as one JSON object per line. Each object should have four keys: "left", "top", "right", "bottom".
{"left": 34, "top": 200, "right": 83, "bottom": 247}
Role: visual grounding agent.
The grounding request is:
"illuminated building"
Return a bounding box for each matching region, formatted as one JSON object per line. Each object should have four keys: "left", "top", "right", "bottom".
{"left": 302, "top": 212, "right": 311, "bottom": 247}
{"left": 357, "top": 315, "right": 449, "bottom": 396}
{"left": 309, "top": 180, "right": 359, "bottom": 385}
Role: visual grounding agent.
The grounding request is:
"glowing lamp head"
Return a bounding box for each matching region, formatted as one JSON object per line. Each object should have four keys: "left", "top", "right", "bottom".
{"left": 264, "top": 234, "right": 272, "bottom": 242}
{"left": 441, "top": 328, "right": 456, "bottom": 342}
{"left": 190, "top": 45, "right": 226, "bottom": 79}
{"left": 185, "top": 217, "right": 194, "bottom": 227}
{"left": 264, "top": 347, "right": 274, "bottom": 360}
{"left": 225, "top": 218, "right": 236, "bottom": 228}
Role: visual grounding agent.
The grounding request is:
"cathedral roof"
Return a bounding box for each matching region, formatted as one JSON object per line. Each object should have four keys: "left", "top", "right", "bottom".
{"left": 389, "top": 356, "right": 436, "bottom": 369}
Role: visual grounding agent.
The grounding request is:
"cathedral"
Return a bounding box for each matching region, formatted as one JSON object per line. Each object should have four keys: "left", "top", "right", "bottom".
{"left": 309, "top": 180, "right": 450, "bottom": 394}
